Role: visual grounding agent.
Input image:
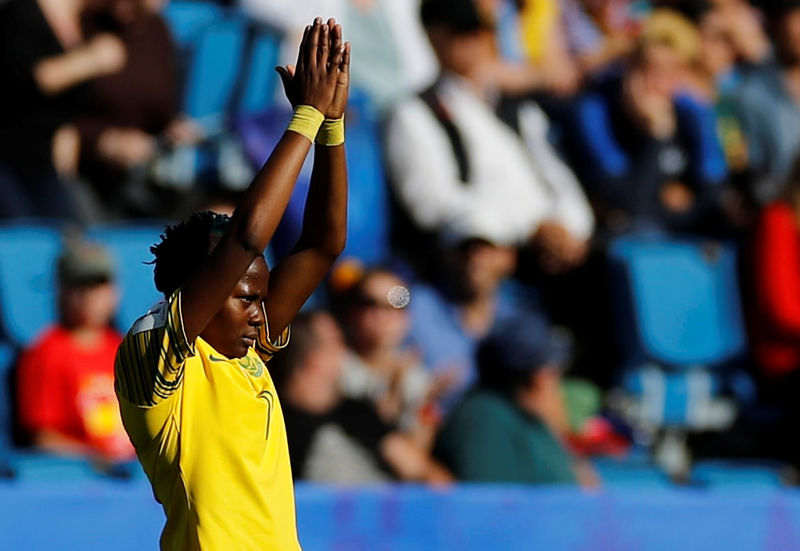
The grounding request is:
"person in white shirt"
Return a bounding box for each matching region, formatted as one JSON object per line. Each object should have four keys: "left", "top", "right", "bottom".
{"left": 385, "top": 0, "right": 594, "bottom": 274}
{"left": 240, "top": 0, "right": 438, "bottom": 113}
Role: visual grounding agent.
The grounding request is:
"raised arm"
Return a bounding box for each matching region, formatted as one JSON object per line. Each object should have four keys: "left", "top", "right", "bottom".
{"left": 180, "top": 18, "right": 340, "bottom": 343}
{"left": 265, "top": 20, "right": 350, "bottom": 337}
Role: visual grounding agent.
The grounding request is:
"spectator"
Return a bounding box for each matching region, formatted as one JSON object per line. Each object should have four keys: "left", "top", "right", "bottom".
{"left": 408, "top": 215, "right": 559, "bottom": 410}
{"left": 750, "top": 155, "right": 800, "bottom": 379}
{"left": 332, "top": 266, "right": 443, "bottom": 448}
{"left": 488, "top": 0, "right": 631, "bottom": 97}
{"left": 484, "top": 0, "right": 581, "bottom": 98}
{"left": 75, "top": 0, "right": 201, "bottom": 218}
{"left": 272, "top": 311, "right": 452, "bottom": 485}
{"left": 570, "top": 9, "right": 728, "bottom": 234}
{"left": 16, "top": 238, "right": 133, "bottom": 461}
{"left": 562, "top": 0, "right": 634, "bottom": 78}
{"left": 0, "top": 0, "right": 126, "bottom": 220}
{"left": 434, "top": 316, "right": 591, "bottom": 485}
{"left": 674, "top": 0, "right": 769, "bottom": 223}
{"left": 386, "top": 0, "right": 594, "bottom": 273}
{"left": 735, "top": 0, "right": 800, "bottom": 201}
{"left": 240, "top": 0, "right": 438, "bottom": 114}
{"left": 748, "top": 155, "right": 800, "bottom": 466}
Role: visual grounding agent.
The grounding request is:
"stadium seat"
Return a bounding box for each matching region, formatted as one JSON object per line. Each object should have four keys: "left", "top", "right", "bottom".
{"left": 0, "top": 223, "right": 63, "bottom": 346}
{"left": 182, "top": 14, "right": 248, "bottom": 127}
{"left": 162, "top": 0, "right": 224, "bottom": 47}
{"left": 607, "top": 235, "right": 750, "bottom": 431}
{"left": 591, "top": 454, "right": 672, "bottom": 489}
{"left": 235, "top": 23, "right": 283, "bottom": 116}
{"left": 88, "top": 224, "right": 165, "bottom": 333}
{"left": 690, "top": 459, "right": 786, "bottom": 489}
{"left": 609, "top": 236, "right": 747, "bottom": 367}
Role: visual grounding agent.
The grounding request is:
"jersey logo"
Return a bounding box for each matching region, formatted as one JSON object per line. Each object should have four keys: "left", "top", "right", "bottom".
{"left": 239, "top": 355, "right": 264, "bottom": 377}
{"left": 208, "top": 354, "right": 264, "bottom": 377}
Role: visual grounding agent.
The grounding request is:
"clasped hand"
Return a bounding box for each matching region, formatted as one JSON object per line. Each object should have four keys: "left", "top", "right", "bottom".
{"left": 276, "top": 17, "right": 351, "bottom": 120}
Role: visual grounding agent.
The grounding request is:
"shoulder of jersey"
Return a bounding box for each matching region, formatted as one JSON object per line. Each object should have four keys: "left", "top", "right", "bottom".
{"left": 129, "top": 301, "right": 169, "bottom": 335}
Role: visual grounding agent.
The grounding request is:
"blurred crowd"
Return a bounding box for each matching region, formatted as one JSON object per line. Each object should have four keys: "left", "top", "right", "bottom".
{"left": 8, "top": 0, "right": 800, "bottom": 487}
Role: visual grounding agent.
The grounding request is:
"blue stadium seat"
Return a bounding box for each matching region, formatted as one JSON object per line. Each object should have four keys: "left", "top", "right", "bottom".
{"left": 690, "top": 459, "right": 786, "bottom": 489}
{"left": 235, "top": 23, "right": 283, "bottom": 116}
{"left": 88, "top": 224, "right": 165, "bottom": 333}
{"left": 609, "top": 236, "right": 747, "bottom": 367}
{"left": 182, "top": 14, "right": 248, "bottom": 126}
{"left": 162, "top": 0, "right": 224, "bottom": 47}
{"left": 592, "top": 454, "right": 672, "bottom": 489}
{"left": 608, "top": 235, "right": 750, "bottom": 430}
{"left": 0, "top": 223, "right": 62, "bottom": 346}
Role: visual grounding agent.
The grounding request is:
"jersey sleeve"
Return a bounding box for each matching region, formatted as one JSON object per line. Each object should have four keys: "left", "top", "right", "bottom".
{"left": 255, "top": 321, "right": 291, "bottom": 363}
{"left": 115, "top": 291, "right": 195, "bottom": 407}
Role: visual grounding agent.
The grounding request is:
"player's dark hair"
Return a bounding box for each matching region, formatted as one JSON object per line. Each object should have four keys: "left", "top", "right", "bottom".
{"left": 150, "top": 211, "right": 232, "bottom": 298}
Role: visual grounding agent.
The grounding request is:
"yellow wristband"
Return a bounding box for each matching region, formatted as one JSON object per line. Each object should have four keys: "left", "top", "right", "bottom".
{"left": 315, "top": 116, "right": 345, "bottom": 146}
{"left": 287, "top": 105, "right": 325, "bottom": 143}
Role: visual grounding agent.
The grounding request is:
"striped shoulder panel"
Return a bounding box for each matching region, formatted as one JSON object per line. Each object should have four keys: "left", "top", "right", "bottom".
{"left": 115, "top": 293, "right": 194, "bottom": 407}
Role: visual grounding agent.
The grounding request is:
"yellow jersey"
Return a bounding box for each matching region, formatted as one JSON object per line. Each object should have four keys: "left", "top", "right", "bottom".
{"left": 114, "top": 292, "right": 299, "bottom": 551}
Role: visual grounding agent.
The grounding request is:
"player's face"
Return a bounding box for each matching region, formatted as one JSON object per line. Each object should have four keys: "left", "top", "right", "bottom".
{"left": 201, "top": 256, "right": 269, "bottom": 359}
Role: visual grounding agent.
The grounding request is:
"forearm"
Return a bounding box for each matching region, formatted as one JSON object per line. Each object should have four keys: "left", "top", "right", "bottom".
{"left": 296, "top": 143, "right": 348, "bottom": 257}
{"left": 259, "top": 133, "right": 347, "bottom": 337}
{"left": 34, "top": 48, "right": 103, "bottom": 96}
{"left": 380, "top": 432, "right": 453, "bottom": 484}
{"left": 230, "top": 131, "right": 313, "bottom": 254}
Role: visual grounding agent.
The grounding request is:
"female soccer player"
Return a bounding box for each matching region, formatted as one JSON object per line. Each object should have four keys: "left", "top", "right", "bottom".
{"left": 114, "top": 18, "right": 349, "bottom": 550}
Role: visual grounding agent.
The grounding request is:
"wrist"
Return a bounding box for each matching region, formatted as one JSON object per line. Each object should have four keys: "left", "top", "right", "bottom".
{"left": 315, "top": 115, "right": 345, "bottom": 146}
{"left": 287, "top": 105, "right": 325, "bottom": 143}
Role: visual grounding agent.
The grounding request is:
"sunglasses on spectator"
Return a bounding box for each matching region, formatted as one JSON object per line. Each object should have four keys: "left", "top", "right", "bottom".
{"left": 353, "top": 295, "right": 403, "bottom": 311}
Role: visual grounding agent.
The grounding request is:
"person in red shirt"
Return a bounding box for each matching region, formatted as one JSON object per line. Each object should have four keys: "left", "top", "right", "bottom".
{"left": 16, "top": 238, "right": 133, "bottom": 460}
{"left": 749, "top": 155, "right": 800, "bottom": 465}
{"left": 751, "top": 157, "right": 800, "bottom": 378}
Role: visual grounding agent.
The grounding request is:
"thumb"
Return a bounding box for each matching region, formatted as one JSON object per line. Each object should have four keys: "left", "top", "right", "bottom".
{"left": 275, "top": 65, "right": 290, "bottom": 84}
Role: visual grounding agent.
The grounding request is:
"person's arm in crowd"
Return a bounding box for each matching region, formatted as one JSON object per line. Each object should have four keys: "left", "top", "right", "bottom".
{"left": 179, "top": 19, "right": 343, "bottom": 344}
{"left": 34, "top": 34, "right": 126, "bottom": 96}
{"left": 658, "top": 95, "right": 727, "bottom": 228}
{"left": 517, "top": 102, "right": 594, "bottom": 241}
{"left": 73, "top": 14, "right": 194, "bottom": 169}
{"left": 571, "top": 92, "right": 662, "bottom": 213}
{"left": 380, "top": 432, "right": 453, "bottom": 485}
{"left": 753, "top": 204, "right": 800, "bottom": 343}
{"left": 263, "top": 21, "right": 349, "bottom": 339}
{"left": 385, "top": 100, "right": 478, "bottom": 231}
